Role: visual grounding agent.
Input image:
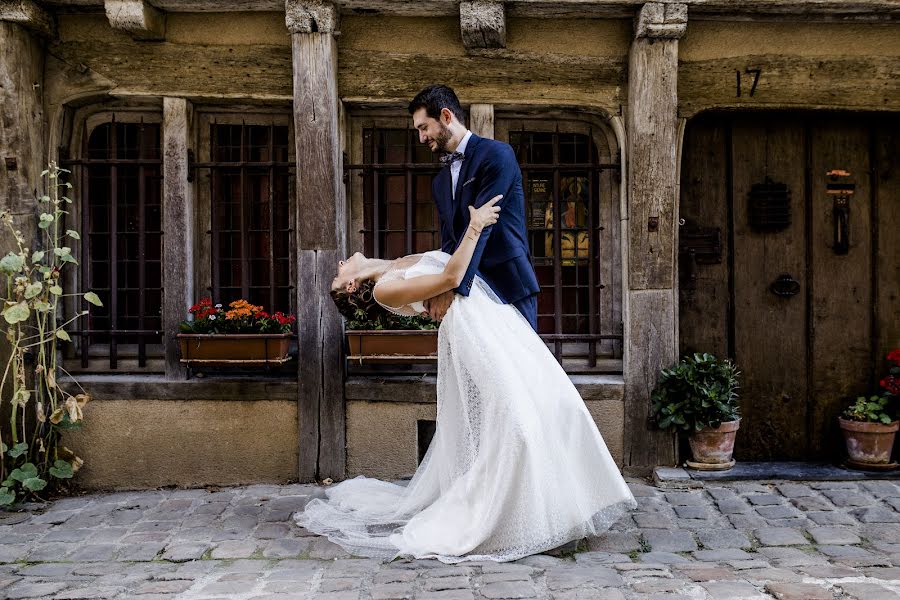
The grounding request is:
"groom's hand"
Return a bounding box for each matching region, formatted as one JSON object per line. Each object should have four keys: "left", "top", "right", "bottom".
{"left": 424, "top": 290, "right": 455, "bottom": 322}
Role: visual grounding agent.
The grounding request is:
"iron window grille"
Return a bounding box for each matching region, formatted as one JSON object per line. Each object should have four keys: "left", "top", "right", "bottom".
{"left": 346, "top": 125, "right": 622, "bottom": 368}
{"left": 62, "top": 118, "right": 165, "bottom": 371}
{"left": 194, "top": 122, "right": 295, "bottom": 313}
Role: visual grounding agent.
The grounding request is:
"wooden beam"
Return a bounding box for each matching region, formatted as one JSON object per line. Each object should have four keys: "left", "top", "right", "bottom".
{"left": 41, "top": 0, "right": 900, "bottom": 21}
{"left": 104, "top": 0, "right": 166, "bottom": 41}
{"left": 469, "top": 103, "right": 495, "bottom": 139}
{"left": 291, "top": 17, "right": 347, "bottom": 482}
{"left": 161, "top": 98, "right": 194, "bottom": 381}
{"left": 285, "top": 0, "right": 340, "bottom": 34}
{"left": 635, "top": 2, "right": 687, "bottom": 39}
{"left": 460, "top": 1, "right": 506, "bottom": 49}
{"left": 0, "top": 1, "right": 55, "bottom": 38}
{"left": 621, "top": 10, "right": 682, "bottom": 471}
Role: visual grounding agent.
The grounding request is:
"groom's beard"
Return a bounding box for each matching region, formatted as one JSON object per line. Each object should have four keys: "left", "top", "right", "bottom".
{"left": 431, "top": 123, "right": 453, "bottom": 154}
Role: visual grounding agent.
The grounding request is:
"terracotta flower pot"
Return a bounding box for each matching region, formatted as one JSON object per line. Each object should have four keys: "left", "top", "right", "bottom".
{"left": 345, "top": 330, "right": 438, "bottom": 364}
{"left": 839, "top": 417, "right": 899, "bottom": 469}
{"left": 686, "top": 419, "right": 740, "bottom": 471}
{"left": 177, "top": 333, "right": 292, "bottom": 367}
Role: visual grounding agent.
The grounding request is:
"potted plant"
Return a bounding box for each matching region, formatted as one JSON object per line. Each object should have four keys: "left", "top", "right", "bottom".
{"left": 177, "top": 298, "right": 296, "bottom": 366}
{"left": 838, "top": 348, "right": 899, "bottom": 470}
{"left": 650, "top": 352, "right": 741, "bottom": 470}
{"left": 332, "top": 280, "right": 437, "bottom": 364}
{"left": 0, "top": 162, "right": 100, "bottom": 506}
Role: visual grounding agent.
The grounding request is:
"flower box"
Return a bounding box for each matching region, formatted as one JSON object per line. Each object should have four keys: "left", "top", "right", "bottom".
{"left": 345, "top": 330, "right": 438, "bottom": 364}
{"left": 177, "top": 333, "right": 293, "bottom": 367}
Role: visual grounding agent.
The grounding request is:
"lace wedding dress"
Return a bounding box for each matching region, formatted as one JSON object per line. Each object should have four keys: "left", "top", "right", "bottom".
{"left": 295, "top": 251, "right": 636, "bottom": 563}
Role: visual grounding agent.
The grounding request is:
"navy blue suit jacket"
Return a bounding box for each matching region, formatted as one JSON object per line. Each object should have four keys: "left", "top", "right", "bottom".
{"left": 433, "top": 133, "right": 540, "bottom": 308}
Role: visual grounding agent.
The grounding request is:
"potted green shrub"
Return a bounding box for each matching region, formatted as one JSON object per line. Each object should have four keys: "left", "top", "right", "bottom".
{"left": 650, "top": 353, "right": 741, "bottom": 470}
{"left": 838, "top": 348, "right": 899, "bottom": 470}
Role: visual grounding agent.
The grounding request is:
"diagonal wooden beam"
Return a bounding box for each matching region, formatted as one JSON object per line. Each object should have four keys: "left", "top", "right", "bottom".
{"left": 0, "top": 0, "right": 56, "bottom": 38}
{"left": 105, "top": 0, "right": 166, "bottom": 41}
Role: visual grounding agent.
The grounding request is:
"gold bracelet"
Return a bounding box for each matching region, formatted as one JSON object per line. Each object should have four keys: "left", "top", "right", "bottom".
{"left": 469, "top": 224, "right": 482, "bottom": 235}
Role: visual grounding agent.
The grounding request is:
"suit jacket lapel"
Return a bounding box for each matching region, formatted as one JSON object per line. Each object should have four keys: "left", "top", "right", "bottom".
{"left": 453, "top": 134, "right": 481, "bottom": 230}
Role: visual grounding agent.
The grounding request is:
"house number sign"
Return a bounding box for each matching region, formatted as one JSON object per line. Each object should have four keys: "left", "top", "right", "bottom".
{"left": 735, "top": 68, "right": 763, "bottom": 97}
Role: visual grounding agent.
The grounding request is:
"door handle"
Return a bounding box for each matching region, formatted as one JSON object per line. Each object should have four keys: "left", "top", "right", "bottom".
{"left": 770, "top": 274, "right": 800, "bottom": 297}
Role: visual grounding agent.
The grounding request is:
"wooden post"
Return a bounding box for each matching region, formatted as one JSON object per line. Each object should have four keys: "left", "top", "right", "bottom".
{"left": 622, "top": 2, "right": 686, "bottom": 473}
{"left": 469, "top": 103, "right": 494, "bottom": 140}
{"left": 286, "top": 0, "right": 346, "bottom": 482}
{"left": 162, "top": 98, "right": 194, "bottom": 380}
{"left": 0, "top": 16, "right": 47, "bottom": 214}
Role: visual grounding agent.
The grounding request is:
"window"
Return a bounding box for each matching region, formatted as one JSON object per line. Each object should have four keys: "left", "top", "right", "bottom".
{"left": 348, "top": 113, "right": 623, "bottom": 372}
{"left": 67, "top": 117, "right": 165, "bottom": 371}
{"left": 360, "top": 128, "right": 442, "bottom": 259}
{"left": 195, "top": 115, "right": 295, "bottom": 314}
{"left": 507, "top": 127, "right": 621, "bottom": 368}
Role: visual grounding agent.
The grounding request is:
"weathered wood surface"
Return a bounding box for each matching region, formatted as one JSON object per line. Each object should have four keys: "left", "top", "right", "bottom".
{"left": 808, "top": 121, "right": 873, "bottom": 459}
{"left": 339, "top": 48, "right": 625, "bottom": 108}
{"left": 161, "top": 98, "right": 194, "bottom": 381}
{"left": 679, "top": 56, "right": 900, "bottom": 117}
{"left": 635, "top": 2, "right": 687, "bottom": 39}
{"left": 0, "top": 1, "right": 55, "bottom": 38}
{"left": 677, "top": 115, "right": 729, "bottom": 360}
{"left": 623, "top": 289, "right": 678, "bottom": 471}
{"left": 47, "top": 40, "right": 292, "bottom": 99}
{"left": 104, "top": 0, "right": 165, "bottom": 40}
{"left": 285, "top": 0, "right": 339, "bottom": 34}
{"left": 0, "top": 22, "right": 44, "bottom": 212}
{"left": 293, "top": 32, "right": 346, "bottom": 482}
{"left": 460, "top": 1, "right": 506, "bottom": 49}
{"left": 297, "top": 250, "right": 345, "bottom": 482}
{"left": 41, "top": 0, "right": 900, "bottom": 20}
{"left": 874, "top": 120, "right": 900, "bottom": 369}
{"left": 627, "top": 38, "right": 679, "bottom": 290}
{"left": 469, "top": 103, "right": 494, "bottom": 139}
{"left": 76, "top": 378, "right": 299, "bottom": 400}
{"left": 730, "top": 117, "right": 809, "bottom": 461}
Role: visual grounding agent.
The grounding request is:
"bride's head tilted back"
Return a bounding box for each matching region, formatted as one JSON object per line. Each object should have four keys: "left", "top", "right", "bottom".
{"left": 330, "top": 251, "right": 381, "bottom": 323}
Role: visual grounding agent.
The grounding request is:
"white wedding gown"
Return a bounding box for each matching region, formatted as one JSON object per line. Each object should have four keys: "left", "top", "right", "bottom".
{"left": 295, "top": 251, "right": 636, "bottom": 563}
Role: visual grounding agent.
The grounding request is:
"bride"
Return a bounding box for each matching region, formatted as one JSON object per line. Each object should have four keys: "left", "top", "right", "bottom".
{"left": 295, "top": 196, "right": 636, "bottom": 564}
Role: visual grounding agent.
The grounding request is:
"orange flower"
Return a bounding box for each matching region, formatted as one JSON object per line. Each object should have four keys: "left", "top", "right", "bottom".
{"left": 225, "top": 299, "right": 263, "bottom": 320}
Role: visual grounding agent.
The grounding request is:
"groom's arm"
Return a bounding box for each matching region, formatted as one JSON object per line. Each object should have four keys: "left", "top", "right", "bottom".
{"left": 454, "top": 144, "right": 516, "bottom": 297}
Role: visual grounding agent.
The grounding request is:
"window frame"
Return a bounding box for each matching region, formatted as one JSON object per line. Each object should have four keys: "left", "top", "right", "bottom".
{"left": 63, "top": 107, "right": 166, "bottom": 374}
{"left": 193, "top": 109, "right": 297, "bottom": 317}
{"left": 346, "top": 109, "right": 623, "bottom": 373}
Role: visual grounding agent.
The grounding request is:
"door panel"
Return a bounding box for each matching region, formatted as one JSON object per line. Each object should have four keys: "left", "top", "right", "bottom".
{"left": 808, "top": 121, "right": 873, "bottom": 458}
{"left": 730, "top": 118, "right": 809, "bottom": 460}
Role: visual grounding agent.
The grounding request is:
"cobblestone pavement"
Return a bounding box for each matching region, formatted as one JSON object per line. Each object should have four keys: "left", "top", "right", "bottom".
{"left": 1, "top": 478, "right": 900, "bottom": 599}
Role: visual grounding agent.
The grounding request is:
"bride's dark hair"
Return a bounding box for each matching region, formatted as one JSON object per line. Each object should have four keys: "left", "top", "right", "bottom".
{"left": 330, "top": 279, "right": 384, "bottom": 324}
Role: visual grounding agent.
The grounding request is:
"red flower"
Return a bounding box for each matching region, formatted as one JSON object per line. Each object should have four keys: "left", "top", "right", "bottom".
{"left": 887, "top": 348, "right": 900, "bottom": 365}
{"left": 881, "top": 375, "right": 900, "bottom": 396}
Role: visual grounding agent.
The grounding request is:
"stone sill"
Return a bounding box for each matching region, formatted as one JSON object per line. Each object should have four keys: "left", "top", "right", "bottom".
{"left": 75, "top": 374, "right": 298, "bottom": 401}
{"left": 345, "top": 374, "right": 625, "bottom": 404}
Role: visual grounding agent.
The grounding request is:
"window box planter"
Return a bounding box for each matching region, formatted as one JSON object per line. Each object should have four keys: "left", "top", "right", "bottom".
{"left": 346, "top": 330, "right": 438, "bottom": 364}
{"left": 177, "top": 333, "right": 293, "bottom": 367}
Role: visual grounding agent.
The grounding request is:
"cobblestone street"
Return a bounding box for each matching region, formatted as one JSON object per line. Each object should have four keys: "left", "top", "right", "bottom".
{"left": 1, "top": 477, "right": 900, "bottom": 599}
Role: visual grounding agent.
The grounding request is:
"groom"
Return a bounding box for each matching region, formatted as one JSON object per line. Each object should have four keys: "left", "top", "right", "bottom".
{"left": 408, "top": 85, "right": 540, "bottom": 330}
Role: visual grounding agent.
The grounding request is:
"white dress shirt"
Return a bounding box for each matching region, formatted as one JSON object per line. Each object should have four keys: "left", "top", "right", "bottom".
{"left": 451, "top": 130, "right": 472, "bottom": 200}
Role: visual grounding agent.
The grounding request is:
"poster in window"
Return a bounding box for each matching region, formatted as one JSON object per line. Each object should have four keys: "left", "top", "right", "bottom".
{"left": 528, "top": 177, "right": 551, "bottom": 229}
{"left": 545, "top": 176, "right": 589, "bottom": 266}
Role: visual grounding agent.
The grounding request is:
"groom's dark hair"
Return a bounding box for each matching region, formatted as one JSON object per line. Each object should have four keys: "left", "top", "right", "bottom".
{"left": 408, "top": 85, "right": 465, "bottom": 124}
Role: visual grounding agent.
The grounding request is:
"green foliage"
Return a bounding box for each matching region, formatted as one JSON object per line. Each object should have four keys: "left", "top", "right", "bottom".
{"left": 842, "top": 395, "right": 896, "bottom": 425}
{"left": 0, "top": 162, "right": 94, "bottom": 506}
{"left": 345, "top": 309, "right": 437, "bottom": 331}
{"left": 650, "top": 352, "right": 741, "bottom": 433}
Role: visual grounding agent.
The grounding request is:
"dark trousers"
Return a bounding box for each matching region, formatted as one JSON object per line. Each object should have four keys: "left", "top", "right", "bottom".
{"left": 513, "top": 294, "right": 538, "bottom": 332}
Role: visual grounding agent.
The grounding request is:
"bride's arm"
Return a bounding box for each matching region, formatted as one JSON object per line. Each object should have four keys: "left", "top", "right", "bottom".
{"left": 374, "top": 195, "right": 502, "bottom": 309}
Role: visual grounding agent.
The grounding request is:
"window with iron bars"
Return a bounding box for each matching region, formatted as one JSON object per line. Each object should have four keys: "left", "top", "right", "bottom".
{"left": 65, "top": 118, "right": 165, "bottom": 371}
{"left": 348, "top": 121, "right": 622, "bottom": 370}
{"left": 198, "top": 122, "right": 295, "bottom": 313}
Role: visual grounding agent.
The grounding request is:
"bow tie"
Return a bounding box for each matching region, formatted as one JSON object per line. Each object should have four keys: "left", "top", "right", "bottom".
{"left": 440, "top": 151, "right": 465, "bottom": 165}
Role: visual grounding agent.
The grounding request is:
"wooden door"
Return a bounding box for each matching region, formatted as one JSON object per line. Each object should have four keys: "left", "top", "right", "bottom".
{"left": 679, "top": 113, "right": 897, "bottom": 461}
